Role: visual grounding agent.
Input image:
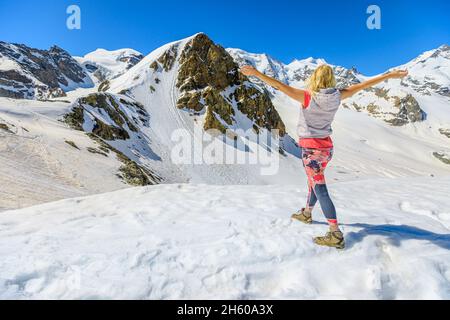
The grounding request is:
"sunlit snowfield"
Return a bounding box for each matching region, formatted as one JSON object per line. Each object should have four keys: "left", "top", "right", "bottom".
{"left": 0, "top": 179, "right": 449, "bottom": 299}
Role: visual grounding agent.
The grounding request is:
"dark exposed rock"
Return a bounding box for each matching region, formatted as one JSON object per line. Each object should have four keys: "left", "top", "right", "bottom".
{"left": 366, "top": 103, "right": 381, "bottom": 115}
{"left": 0, "top": 41, "right": 90, "bottom": 99}
{"left": 115, "top": 151, "right": 161, "bottom": 186}
{"left": 433, "top": 152, "right": 450, "bottom": 165}
{"left": 157, "top": 44, "right": 179, "bottom": 72}
{"left": 65, "top": 140, "right": 80, "bottom": 150}
{"left": 63, "top": 105, "right": 84, "bottom": 131}
{"left": 118, "top": 89, "right": 131, "bottom": 96}
{"left": 351, "top": 102, "right": 362, "bottom": 112}
{"left": 98, "top": 80, "right": 111, "bottom": 92}
{"left": 87, "top": 147, "right": 108, "bottom": 157}
{"left": 0, "top": 70, "right": 32, "bottom": 85}
{"left": 366, "top": 87, "right": 390, "bottom": 100}
{"left": 63, "top": 93, "right": 146, "bottom": 141}
{"left": 150, "top": 61, "right": 160, "bottom": 72}
{"left": 175, "top": 33, "right": 286, "bottom": 136}
{"left": 118, "top": 53, "right": 144, "bottom": 70}
{"left": 177, "top": 35, "right": 239, "bottom": 91}
{"left": 0, "top": 70, "right": 66, "bottom": 99}
{"left": 439, "top": 128, "right": 450, "bottom": 138}
{"left": 234, "top": 85, "right": 286, "bottom": 136}
{"left": 0, "top": 123, "right": 14, "bottom": 134}
{"left": 202, "top": 88, "right": 235, "bottom": 133}
{"left": 92, "top": 118, "right": 129, "bottom": 141}
{"left": 48, "top": 45, "right": 88, "bottom": 85}
{"left": 177, "top": 91, "right": 204, "bottom": 112}
{"left": 84, "top": 63, "right": 98, "bottom": 73}
{"left": 64, "top": 95, "right": 161, "bottom": 186}
{"left": 437, "top": 86, "right": 450, "bottom": 97}
{"left": 387, "top": 94, "right": 427, "bottom": 126}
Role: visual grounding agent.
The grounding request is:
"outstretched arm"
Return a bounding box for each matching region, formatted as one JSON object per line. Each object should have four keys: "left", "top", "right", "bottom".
{"left": 341, "top": 70, "right": 408, "bottom": 100}
{"left": 240, "top": 65, "right": 307, "bottom": 105}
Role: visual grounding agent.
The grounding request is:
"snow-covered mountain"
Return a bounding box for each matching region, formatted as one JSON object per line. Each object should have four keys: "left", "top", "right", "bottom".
{"left": 229, "top": 44, "right": 450, "bottom": 167}
{"left": 73, "top": 33, "right": 301, "bottom": 185}
{"left": 0, "top": 34, "right": 449, "bottom": 211}
{"left": 0, "top": 42, "right": 93, "bottom": 99}
{"left": 75, "top": 48, "right": 144, "bottom": 83}
{"left": 400, "top": 44, "right": 450, "bottom": 97}
{"left": 0, "top": 33, "right": 450, "bottom": 300}
{"left": 228, "top": 48, "right": 364, "bottom": 94}
{"left": 229, "top": 47, "right": 431, "bottom": 129}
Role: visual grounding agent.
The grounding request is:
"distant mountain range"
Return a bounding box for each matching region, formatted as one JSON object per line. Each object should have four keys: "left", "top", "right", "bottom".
{"left": 0, "top": 33, "right": 449, "bottom": 210}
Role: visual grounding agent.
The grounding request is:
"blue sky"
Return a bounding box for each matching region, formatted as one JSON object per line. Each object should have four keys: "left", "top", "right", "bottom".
{"left": 0, "top": 0, "right": 449, "bottom": 75}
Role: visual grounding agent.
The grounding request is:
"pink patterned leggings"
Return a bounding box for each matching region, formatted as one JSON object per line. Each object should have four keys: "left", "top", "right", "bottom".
{"left": 301, "top": 148, "right": 337, "bottom": 224}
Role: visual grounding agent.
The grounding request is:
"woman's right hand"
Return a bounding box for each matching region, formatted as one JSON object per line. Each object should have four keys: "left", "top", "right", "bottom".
{"left": 388, "top": 69, "right": 409, "bottom": 79}
{"left": 240, "top": 65, "right": 260, "bottom": 77}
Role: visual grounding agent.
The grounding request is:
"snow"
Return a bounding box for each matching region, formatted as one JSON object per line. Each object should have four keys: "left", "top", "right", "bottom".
{"left": 1, "top": 35, "right": 450, "bottom": 300}
{"left": 75, "top": 48, "right": 144, "bottom": 81}
{"left": 0, "top": 97, "right": 128, "bottom": 210}
{"left": 0, "top": 177, "right": 449, "bottom": 299}
{"left": 0, "top": 55, "right": 22, "bottom": 71}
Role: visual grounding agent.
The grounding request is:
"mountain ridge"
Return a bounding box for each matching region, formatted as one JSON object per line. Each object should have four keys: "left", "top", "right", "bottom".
{"left": 1, "top": 33, "right": 449, "bottom": 211}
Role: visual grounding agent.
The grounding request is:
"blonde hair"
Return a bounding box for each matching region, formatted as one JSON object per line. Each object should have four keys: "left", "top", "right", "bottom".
{"left": 307, "top": 64, "right": 336, "bottom": 94}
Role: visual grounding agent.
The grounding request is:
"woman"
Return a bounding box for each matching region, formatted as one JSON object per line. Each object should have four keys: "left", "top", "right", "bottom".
{"left": 240, "top": 64, "right": 408, "bottom": 249}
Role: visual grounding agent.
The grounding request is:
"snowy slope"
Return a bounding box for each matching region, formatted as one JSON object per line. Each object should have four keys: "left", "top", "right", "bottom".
{"left": 0, "top": 96, "right": 134, "bottom": 210}
{"left": 0, "top": 177, "right": 449, "bottom": 299}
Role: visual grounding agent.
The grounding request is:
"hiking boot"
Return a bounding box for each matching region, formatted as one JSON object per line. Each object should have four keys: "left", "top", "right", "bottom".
{"left": 291, "top": 208, "right": 313, "bottom": 224}
{"left": 314, "top": 231, "right": 345, "bottom": 250}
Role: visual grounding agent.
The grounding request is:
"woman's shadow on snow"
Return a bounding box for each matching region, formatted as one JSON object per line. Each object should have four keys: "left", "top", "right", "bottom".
{"left": 344, "top": 223, "right": 450, "bottom": 250}
{"left": 314, "top": 222, "right": 450, "bottom": 250}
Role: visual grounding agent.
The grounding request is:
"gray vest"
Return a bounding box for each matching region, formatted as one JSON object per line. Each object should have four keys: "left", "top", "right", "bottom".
{"left": 297, "top": 88, "right": 341, "bottom": 139}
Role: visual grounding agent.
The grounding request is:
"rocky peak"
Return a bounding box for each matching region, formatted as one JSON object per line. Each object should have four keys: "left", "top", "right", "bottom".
{"left": 175, "top": 33, "right": 286, "bottom": 136}
{"left": 49, "top": 45, "right": 67, "bottom": 55}
{"left": 177, "top": 33, "right": 239, "bottom": 91}
{"left": 430, "top": 44, "right": 450, "bottom": 59}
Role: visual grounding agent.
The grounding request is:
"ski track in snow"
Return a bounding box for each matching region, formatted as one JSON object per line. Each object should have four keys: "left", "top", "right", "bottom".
{"left": 0, "top": 177, "right": 449, "bottom": 300}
